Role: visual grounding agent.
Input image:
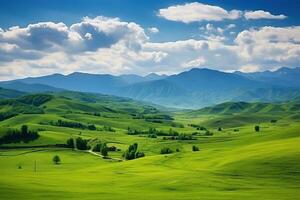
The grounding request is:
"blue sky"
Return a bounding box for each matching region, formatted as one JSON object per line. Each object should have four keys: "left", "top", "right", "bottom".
{"left": 0, "top": 0, "right": 300, "bottom": 80}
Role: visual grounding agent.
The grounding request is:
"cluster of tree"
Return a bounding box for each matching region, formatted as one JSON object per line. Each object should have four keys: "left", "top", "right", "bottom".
{"left": 127, "top": 127, "right": 180, "bottom": 137}
{"left": 0, "top": 112, "right": 17, "bottom": 122}
{"left": 0, "top": 125, "right": 39, "bottom": 145}
{"left": 50, "top": 120, "right": 96, "bottom": 131}
{"left": 189, "top": 124, "right": 207, "bottom": 131}
{"left": 163, "top": 134, "right": 195, "bottom": 141}
{"left": 123, "top": 143, "right": 145, "bottom": 160}
{"left": 92, "top": 142, "right": 108, "bottom": 157}
{"left": 18, "top": 94, "right": 52, "bottom": 106}
{"left": 75, "top": 137, "right": 90, "bottom": 150}
{"left": 100, "top": 126, "right": 115, "bottom": 132}
{"left": 171, "top": 122, "right": 184, "bottom": 128}
{"left": 192, "top": 145, "right": 199, "bottom": 151}
{"left": 160, "top": 147, "right": 173, "bottom": 154}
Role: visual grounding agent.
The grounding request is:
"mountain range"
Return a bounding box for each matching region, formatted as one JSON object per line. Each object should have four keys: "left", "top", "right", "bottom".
{"left": 1, "top": 67, "right": 300, "bottom": 108}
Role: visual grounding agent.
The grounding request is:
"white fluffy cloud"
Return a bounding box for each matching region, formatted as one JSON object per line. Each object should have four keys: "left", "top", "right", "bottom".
{"left": 158, "top": 2, "right": 287, "bottom": 23}
{"left": 182, "top": 56, "right": 206, "bottom": 68}
{"left": 244, "top": 10, "right": 287, "bottom": 20}
{"left": 148, "top": 27, "right": 159, "bottom": 33}
{"left": 158, "top": 2, "right": 242, "bottom": 23}
{"left": 0, "top": 15, "right": 299, "bottom": 80}
{"left": 235, "top": 26, "right": 300, "bottom": 65}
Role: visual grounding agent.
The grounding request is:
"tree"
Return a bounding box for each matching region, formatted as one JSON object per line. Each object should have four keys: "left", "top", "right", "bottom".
{"left": 76, "top": 137, "right": 89, "bottom": 150}
{"left": 21, "top": 125, "right": 28, "bottom": 135}
{"left": 53, "top": 155, "right": 61, "bottom": 164}
{"left": 66, "top": 138, "right": 74, "bottom": 148}
{"left": 100, "top": 143, "right": 108, "bottom": 157}
{"left": 218, "top": 127, "right": 222, "bottom": 131}
{"left": 192, "top": 145, "right": 199, "bottom": 151}
{"left": 255, "top": 125, "right": 260, "bottom": 132}
{"left": 123, "top": 143, "right": 145, "bottom": 160}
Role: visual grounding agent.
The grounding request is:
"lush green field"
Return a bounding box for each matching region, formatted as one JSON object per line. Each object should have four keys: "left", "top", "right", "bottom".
{"left": 0, "top": 93, "right": 299, "bottom": 199}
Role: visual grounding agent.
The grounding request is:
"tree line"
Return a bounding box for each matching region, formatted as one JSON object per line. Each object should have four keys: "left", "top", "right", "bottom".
{"left": 0, "top": 125, "right": 39, "bottom": 145}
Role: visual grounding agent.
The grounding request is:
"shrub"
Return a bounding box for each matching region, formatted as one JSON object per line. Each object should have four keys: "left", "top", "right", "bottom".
{"left": 255, "top": 125, "right": 260, "bottom": 132}
{"left": 160, "top": 147, "right": 173, "bottom": 154}
{"left": 270, "top": 119, "right": 277, "bottom": 123}
{"left": 136, "top": 152, "right": 145, "bottom": 158}
{"left": 87, "top": 124, "right": 96, "bottom": 130}
{"left": 218, "top": 127, "right": 222, "bottom": 131}
{"left": 103, "top": 126, "right": 115, "bottom": 132}
{"left": 204, "top": 131, "right": 213, "bottom": 136}
{"left": 53, "top": 155, "right": 61, "bottom": 165}
{"left": 192, "top": 145, "right": 199, "bottom": 151}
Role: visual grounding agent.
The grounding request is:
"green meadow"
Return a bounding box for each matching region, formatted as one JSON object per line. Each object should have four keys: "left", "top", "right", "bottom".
{"left": 0, "top": 92, "right": 299, "bottom": 200}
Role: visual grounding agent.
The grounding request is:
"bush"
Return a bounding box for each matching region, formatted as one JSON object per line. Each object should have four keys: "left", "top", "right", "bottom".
{"left": 270, "top": 119, "right": 277, "bottom": 123}
{"left": 192, "top": 145, "right": 199, "bottom": 151}
{"left": 204, "top": 131, "right": 213, "bottom": 136}
{"left": 218, "top": 127, "right": 222, "bottom": 131}
{"left": 255, "top": 125, "right": 260, "bottom": 132}
{"left": 87, "top": 124, "right": 96, "bottom": 130}
{"left": 103, "top": 126, "right": 115, "bottom": 132}
{"left": 160, "top": 147, "right": 173, "bottom": 154}
{"left": 53, "top": 155, "right": 61, "bottom": 164}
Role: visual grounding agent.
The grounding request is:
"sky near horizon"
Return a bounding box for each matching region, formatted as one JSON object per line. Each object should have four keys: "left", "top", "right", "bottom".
{"left": 0, "top": 0, "right": 300, "bottom": 80}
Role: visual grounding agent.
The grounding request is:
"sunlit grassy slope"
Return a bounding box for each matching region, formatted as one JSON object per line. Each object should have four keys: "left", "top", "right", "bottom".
{"left": 0, "top": 92, "right": 299, "bottom": 200}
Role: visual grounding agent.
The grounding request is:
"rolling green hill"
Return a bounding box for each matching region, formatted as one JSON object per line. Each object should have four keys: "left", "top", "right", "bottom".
{"left": 190, "top": 100, "right": 300, "bottom": 115}
{"left": 0, "top": 87, "right": 25, "bottom": 99}
{"left": 0, "top": 91, "right": 299, "bottom": 200}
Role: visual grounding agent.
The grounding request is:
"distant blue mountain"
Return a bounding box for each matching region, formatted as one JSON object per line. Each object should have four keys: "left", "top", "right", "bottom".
{"left": 235, "top": 67, "right": 300, "bottom": 87}
{"left": 1, "top": 67, "right": 300, "bottom": 108}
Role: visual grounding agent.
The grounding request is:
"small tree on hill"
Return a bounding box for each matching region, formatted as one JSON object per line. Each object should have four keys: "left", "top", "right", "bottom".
{"left": 100, "top": 143, "right": 108, "bottom": 157}
{"left": 21, "top": 125, "right": 28, "bottom": 135}
{"left": 66, "top": 138, "right": 74, "bottom": 149}
{"left": 192, "top": 145, "right": 199, "bottom": 151}
{"left": 53, "top": 155, "right": 61, "bottom": 165}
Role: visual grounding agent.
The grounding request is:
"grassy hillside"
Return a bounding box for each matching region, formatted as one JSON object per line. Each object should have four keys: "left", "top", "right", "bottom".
{"left": 0, "top": 92, "right": 299, "bottom": 200}
{"left": 0, "top": 87, "right": 25, "bottom": 99}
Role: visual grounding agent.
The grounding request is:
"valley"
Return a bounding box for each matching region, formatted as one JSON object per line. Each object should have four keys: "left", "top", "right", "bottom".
{"left": 0, "top": 91, "right": 299, "bottom": 200}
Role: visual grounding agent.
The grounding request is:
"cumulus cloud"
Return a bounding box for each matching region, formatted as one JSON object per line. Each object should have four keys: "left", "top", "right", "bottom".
{"left": 244, "top": 10, "right": 287, "bottom": 20}
{"left": 182, "top": 56, "right": 206, "bottom": 68}
{"left": 148, "top": 27, "right": 159, "bottom": 34}
{"left": 0, "top": 15, "right": 299, "bottom": 80}
{"left": 235, "top": 26, "right": 300, "bottom": 65}
{"left": 158, "top": 2, "right": 242, "bottom": 23}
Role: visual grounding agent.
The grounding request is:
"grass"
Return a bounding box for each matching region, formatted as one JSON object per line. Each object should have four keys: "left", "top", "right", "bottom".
{"left": 0, "top": 93, "right": 299, "bottom": 199}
